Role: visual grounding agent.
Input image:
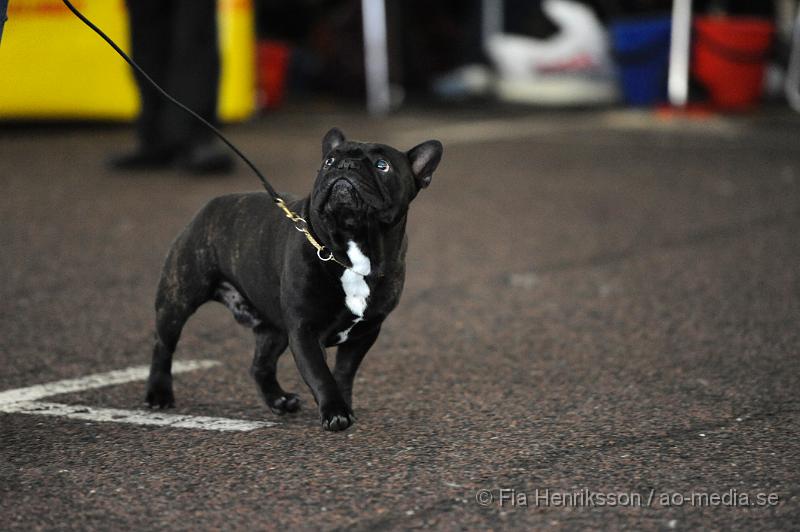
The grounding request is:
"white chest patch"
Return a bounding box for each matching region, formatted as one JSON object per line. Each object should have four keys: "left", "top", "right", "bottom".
{"left": 337, "top": 241, "right": 371, "bottom": 344}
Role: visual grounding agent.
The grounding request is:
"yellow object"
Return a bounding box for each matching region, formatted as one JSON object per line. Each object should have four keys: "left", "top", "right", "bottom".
{"left": 0, "top": 0, "right": 254, "bottom": 121}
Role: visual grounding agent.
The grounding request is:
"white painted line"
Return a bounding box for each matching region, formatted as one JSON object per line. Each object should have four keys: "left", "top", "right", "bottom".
{"left": 0, "top": 401, "right": 276, "bottom": 432}
{"left": 0, "top": 360, "right": 219, "bottom": 404}
{"left": 0, "top": 360, "right": 278, "bottom": 432}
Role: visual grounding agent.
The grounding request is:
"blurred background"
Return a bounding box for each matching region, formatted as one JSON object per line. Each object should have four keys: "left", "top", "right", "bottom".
{"left": 1, "top": 0, "right": 799, "bottom": 119}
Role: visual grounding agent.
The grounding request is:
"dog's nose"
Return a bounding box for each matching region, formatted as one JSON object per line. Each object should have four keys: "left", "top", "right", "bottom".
{"left": 329, "top": 179, "right": 357, "bottom": 206}
{"left": 327, "top": 180, "right": 362, "bottom": 231}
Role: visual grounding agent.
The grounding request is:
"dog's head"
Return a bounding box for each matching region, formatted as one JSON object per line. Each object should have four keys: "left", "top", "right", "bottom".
{"left": 310, "top": 127, "right": 442, "bottom": 241}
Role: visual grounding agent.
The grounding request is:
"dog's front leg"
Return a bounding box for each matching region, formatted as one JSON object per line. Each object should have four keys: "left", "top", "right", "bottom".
{"left": 289, "top": 325, "right": 354, "bottom": 431}
{"left": 334, "top": 325, "right": 380, "bottom": 410}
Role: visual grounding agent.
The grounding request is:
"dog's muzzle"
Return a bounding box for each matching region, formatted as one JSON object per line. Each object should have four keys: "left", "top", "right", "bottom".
{"left": 322, "top": 178, "right": 366, "bottom": 232}
{"left": 328, "top": 179, "right": 361, "bottom": 209}
{"left": 322, "top": 157, "right": 388, "bottom": 209}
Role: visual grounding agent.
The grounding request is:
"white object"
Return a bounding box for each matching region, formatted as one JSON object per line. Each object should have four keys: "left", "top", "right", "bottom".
{"left": 487, "top": 0, "right": 618, "bottom": 105}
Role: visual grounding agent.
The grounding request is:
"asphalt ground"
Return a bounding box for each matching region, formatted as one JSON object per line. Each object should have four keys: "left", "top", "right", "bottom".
{"left": 1, "top": 107, "right": 799, "bottom": 530}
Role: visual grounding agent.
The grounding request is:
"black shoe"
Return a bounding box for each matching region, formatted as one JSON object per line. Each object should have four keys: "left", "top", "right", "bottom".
{"left": 178, "top": 141, "right": 234, "bottom": 175}
{"left": 108, "top": 148, "right": 176, "bottom": 171}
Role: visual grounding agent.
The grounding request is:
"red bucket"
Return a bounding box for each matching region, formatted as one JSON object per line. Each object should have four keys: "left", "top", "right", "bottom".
{"left": 692, "top": 17, "right": 774, "bottom": 110}
{"left": 257, "top": 40, "right": 291, "bottom": 110}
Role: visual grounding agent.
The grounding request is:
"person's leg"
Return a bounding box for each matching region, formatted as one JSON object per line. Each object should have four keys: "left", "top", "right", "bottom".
{"left": 165, "top": 0, "right": 232, "bottom": 173}
{"left": 112, "top": 0, "right": 177, "bottom": 169}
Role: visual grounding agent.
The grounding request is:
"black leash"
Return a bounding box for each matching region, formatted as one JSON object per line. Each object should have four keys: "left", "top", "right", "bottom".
{"left": 61, "top": 0, "right": 349, "bottom": 268}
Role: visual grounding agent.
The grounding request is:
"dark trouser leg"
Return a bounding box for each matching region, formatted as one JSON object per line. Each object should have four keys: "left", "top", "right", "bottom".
{"left": 289, "top": 327, "right": 353, "bottom": 431}
{"left": 125, "top": 0, "right": 172, "bottom": 152}
{"left": 251, "top": 326, "right": 300, "bottom": 414}
{"left": 333, "top": 326, "right": 380, "bottom": 409}
{"left": 163, "top": 0, "right": 220, "bottom": 150}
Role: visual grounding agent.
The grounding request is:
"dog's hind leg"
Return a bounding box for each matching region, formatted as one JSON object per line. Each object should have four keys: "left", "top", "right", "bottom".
{"left": 146, "top": 244, "right": 215, "bottom": 408}
{"left": 251, "top": 326, "right": 300, "bottom": 415}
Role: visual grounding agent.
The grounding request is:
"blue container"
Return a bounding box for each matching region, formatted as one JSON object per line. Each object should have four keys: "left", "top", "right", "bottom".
{"left": 610, "top": 16, "right": 672, "bottom": 106}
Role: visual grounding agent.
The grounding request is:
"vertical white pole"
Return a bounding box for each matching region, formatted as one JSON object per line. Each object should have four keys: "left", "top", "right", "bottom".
{"left": 668, "top": 0, "right": 693, "bottom": 107}
{"left": 786, "top": 9, "right": 800, "bottom": 112}
{"left": 361, "top": 0, "right": 391, "bottom": 115}
{"left": 482, "top": 0, "right": 503, "bottom": 51}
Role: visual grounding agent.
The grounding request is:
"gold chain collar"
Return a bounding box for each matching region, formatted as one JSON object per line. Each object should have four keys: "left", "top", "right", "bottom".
{"left": 275, "top": 198, "right": 351, "bottom": 269}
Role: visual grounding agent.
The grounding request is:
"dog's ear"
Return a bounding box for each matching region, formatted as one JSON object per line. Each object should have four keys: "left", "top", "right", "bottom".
{"left": 322, "top": 127, "right": 346, "bottom": 158}
{"left": 406, "top": 140, "right": 443, "bottom": 189}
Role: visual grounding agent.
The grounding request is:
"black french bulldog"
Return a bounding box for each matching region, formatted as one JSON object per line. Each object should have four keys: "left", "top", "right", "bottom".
{"left": 145, "top": 128, "right": 443, "bottom": 431}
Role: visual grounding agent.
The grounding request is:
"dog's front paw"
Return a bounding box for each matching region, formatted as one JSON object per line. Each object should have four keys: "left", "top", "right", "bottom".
{"left": 145, "top": 374, "right": 175, "bottom": 409}
{"left": 320, "top": 399, "right": 354, "bottom": 431}
{"left": 267, "top": 393, "right": 301, "bottom": 415}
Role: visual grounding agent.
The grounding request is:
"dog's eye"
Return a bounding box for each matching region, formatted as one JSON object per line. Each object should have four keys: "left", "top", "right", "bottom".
{"left": 324, "top": 157, "right": 335, "bottom": 168}
{"left": 374, "top": 159, "right": 390, "bottom": 173}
